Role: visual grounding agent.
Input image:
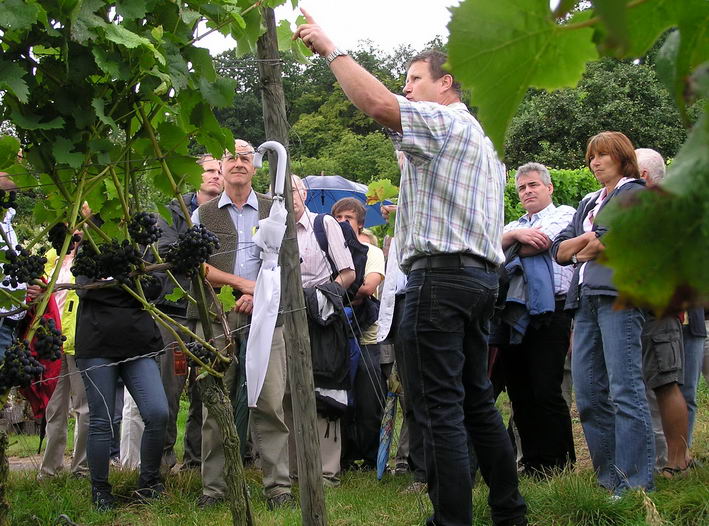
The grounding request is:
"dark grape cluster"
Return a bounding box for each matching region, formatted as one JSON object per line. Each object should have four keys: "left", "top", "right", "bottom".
{"left": 48, "top": 223, "right": 82, "bottom": 253}
{"left": 33, "top": 318, "right": 66, "bottom": 361}
{"left": 185, "top": 341, "right": 215, "bottom": 368}
{"left": 0, "top": 189, "right": 16, "bottom": 210}
{"left": 71, "top": 240, "right": 141, "bottom": 283}
{"left": 165, "top": 225, "right": 220, "bottom": 277}
{"left": 2, "top": 245, "right": 47, "bottom": 287}
{"left": 0, "top": 340, "right": 45, "bottom": 394}
{"left": 128, "top": 212, "right": 162, "bottom": 245}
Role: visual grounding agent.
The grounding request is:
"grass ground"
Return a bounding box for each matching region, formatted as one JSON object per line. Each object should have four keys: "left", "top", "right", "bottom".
{"left": 5, "top": 380, "right": 709, "bottom": 525}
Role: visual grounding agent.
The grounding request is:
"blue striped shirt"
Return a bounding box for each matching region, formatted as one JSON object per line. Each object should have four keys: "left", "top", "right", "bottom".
{"left": 388, "top": 96, "right": 506, "bottom": 271}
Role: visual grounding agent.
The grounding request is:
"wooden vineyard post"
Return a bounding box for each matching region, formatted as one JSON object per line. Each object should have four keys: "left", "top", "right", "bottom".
{"left": 257, "top": 7, "right": 328, "bottom": 526}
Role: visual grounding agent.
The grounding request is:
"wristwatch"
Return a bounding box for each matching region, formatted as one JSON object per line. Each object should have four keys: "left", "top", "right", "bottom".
{"left": 325, "top": 47, "right": 348, "bottom": 66}
{"left": 571, "top": 253, "right": 578, "bottom": 265}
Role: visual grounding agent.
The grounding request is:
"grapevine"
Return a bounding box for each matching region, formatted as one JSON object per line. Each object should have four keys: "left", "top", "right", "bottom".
{"left": 71, "top": 240, "right": 142, "bottom": 284}
{"left": 0, "top": 340, "right": 45, "bottom": 395}
{"left": 33, "top": 317, "right": 66, "bottom": 362}
{"left": 47, "top": 223, "right": 82, "bottom": 253}
{"left": 165, "top": 225, "right": 220, "bottom": 277}
{"left": 2, "top": 245, "right": 47, "bottom": 288}
{"left": 186, "top": 340, "right": 216, "bottom": 368}
{"left": 128, "top": 212, "right": 163, "bottom": 245}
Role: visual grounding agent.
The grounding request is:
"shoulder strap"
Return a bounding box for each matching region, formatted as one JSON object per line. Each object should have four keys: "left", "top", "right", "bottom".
{"left": 313, "top": 214, "right": 339, "bottom": 276}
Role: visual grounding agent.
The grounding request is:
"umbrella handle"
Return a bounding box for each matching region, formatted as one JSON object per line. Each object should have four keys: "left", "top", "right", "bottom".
{"left": 254, "top": 141, "right": 287, "bottom": 197}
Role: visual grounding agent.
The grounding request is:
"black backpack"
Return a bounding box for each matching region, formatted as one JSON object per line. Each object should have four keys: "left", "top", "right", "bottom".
{"left": 313, "top": 213, "right": 369, "bottom": 300}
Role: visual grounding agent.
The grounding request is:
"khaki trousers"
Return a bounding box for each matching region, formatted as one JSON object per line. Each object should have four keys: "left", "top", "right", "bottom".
{"left": 201, "top": 323, "right": 290, "bottom": 498}
{"left": 39, "top": 353, "right": 89, "bottom": 476}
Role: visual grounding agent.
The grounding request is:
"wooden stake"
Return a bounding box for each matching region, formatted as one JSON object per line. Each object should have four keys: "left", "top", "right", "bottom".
{"left": 257, "top": 7, "right": 328, "bottom": 525}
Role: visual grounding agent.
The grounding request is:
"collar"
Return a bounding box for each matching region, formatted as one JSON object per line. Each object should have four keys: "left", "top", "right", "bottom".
{"left": 217, "top": 189, "right": 259, "bottom": 211}
{"left": 296, "top": 208, "right": 315, "bottom": 231}
{"left": 519, "top": 202, "right": 556, "bottom": 224}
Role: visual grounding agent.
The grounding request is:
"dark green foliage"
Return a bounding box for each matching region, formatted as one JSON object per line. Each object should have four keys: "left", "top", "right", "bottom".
{"left": 504, "top": 168, "right": 600, "bottom": 223}
{"left": 504, "top": 58, "right": 687, "bottom": 170}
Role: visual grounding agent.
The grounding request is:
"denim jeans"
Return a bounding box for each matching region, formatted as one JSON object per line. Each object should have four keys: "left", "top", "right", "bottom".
{"left": 77, "top": 356, "right": 168, "bottom": 492}
{"left": 680, "top": 326, "right": 704, "bottom": 446}
{"left": 0, "top": 320, "right": 15, "bottom": 359}
{"left": 571, "top": 294, "right": 654, "bottom": 493}
{"left": 402, "top": 266, "right": 527, "bottom": 526}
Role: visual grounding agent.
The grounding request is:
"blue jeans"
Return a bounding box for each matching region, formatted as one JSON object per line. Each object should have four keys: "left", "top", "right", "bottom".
{"left": 77, "top": 356, "right": 168, "bottom": 492}
{"left": 571, "top": 294, "right": 654, "bottom": 493}
{"left": 402, "top": 266, "right": 526, "bottom": 526}
{"left": 0, "top": 319, "right": 16, "bottom": 359}
{"left": 680, "top": 326, "right": 704, "bottom": 446}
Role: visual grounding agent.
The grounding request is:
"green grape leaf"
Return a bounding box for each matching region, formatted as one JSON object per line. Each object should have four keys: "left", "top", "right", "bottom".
{"left": 275, "top": 17, "right": 313, "bottom": 63}
{"left": 103, "top": 24, "right": 166, "bottom": 65}
{"left": 165, "top": 286, "right": 186, "bottom": 303}
{"left": 229, "top": 3, "right": 265, "bottom": 56}
{"left": 198, "top": 76, "right": 237, "bottom": 108}
{"left": 164, "top": 42, "right": 190, "bottom": 92}
{"left": 116, "top": 0, "right": 147, "bottom": 20}
{"left": 70, "top": 0, "right": 106, "bottom": 43}
{"left": 0, "top": 288, "right": 27, "bottom": 310}
{"left": 186, "top": 47, "right": 217, "bottom": 82}
{"left": 0, "top": 60, "right": 29, "bottom": 103}
{"left": 156, "top": 202, "right": 173, "bottom": 225}
{"left": 0, "top": 0, "right": 41, "bottom": 32}
{"left": 92, "top": 47, "right": 131, "bottom": 80}
{"left": 366, "top": 179, "right": 399, "bottom": 204}
{"left": 52, "top": 137, "right": 84, "bottom": 169}
{"left": 655, "top": 29, "right": 680, "bottom": 101}
{"left": 157, "top": 121, "right": 190, "bottom": 154}
{"left": 448, "top": 0, "right": 597, "bottom": 155}
{"left": 92, "top": 97, "right": 119, "bottom": 133}
{"left": 600, "top": 107, "right": 709, "bottom": 313}
{"left": 180, "top": 8, "right": 202, "bottom": 26}
{"left": 167, "top": 155, "right": 203, "bottom": 192}
{"left": 592, "top": 0, "right": 630, "bottom": 55}
{"left": 623, "top": 0, "right": 678, "bottom": 58}
{"left": 217, "top": 285, "right": 236, "bottom": 312}
{"left": 0, "top": 136, "right": 21, "bottom": 170}
{"left": 9, "top": 110, "right": 64, "bottom": 130}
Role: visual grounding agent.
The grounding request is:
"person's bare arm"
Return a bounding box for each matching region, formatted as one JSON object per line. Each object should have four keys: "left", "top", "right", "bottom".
{"left": 555, "top": 232, "right": 596, "bottom": 264}
{"left": 335, "top": 269, "right": 355, "bottom": 291}
{"left": 294, "top": 9, "right": 402, "bottom": 133}
{"left": 203, "top": 263, "right": 255, "bottom": 295}
{"left": 574, "top": 236, "right": 605, "bottom": 262}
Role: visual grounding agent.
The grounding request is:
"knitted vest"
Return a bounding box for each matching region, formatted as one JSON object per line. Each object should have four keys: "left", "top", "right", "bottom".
{"left": 187, "top": 191, "right": 273, "bottom": 322}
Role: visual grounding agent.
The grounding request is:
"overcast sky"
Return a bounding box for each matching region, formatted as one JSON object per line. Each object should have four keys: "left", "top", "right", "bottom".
{"left": 196, "top": 0, "right": 462, "bottom": 56}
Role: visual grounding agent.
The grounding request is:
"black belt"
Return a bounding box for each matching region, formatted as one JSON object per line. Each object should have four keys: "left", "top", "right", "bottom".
{"left": 409, "top": 253, "right": 495, "bottom": 272}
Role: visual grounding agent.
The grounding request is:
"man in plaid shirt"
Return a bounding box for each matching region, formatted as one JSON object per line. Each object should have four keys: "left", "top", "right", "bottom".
{"left": 296, "top": 11, "right": 527, "bottom": 526}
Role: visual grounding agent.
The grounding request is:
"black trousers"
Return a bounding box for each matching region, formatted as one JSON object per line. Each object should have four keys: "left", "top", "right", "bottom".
{"left": 341, "top": 343, "right": 386, "bottom": 467}
{"left": 500, "top": 306, "right": 575, "bottom": 472}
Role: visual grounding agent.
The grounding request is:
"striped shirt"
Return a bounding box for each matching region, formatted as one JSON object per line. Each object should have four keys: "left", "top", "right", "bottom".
{"left": 503, "top": 203, "right": 576, "bottom": 295}
{"left": 296, "top": 209, "right": 354, "bottom": 288}
{"left": 388, "top": 96, "right": 506, "bottom": 271}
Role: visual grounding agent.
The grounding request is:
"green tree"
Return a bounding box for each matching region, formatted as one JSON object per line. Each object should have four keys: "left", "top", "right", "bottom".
{"left": 504, "top": 58, "right": 687, "bottom": 169}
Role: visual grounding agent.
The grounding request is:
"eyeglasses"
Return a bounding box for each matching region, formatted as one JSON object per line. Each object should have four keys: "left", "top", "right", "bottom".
{"left": 223, "top": 151, "right": 255, "bottom": 162}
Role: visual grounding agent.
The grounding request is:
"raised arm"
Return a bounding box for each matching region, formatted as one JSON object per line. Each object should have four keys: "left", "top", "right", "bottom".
{"left": 294, "top": 9, "right": 402, "bottom": 132}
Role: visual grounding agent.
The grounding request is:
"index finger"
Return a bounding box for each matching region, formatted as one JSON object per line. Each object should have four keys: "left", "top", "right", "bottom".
{"left": 300, "top": 7, "right": 316, "bottom": 24}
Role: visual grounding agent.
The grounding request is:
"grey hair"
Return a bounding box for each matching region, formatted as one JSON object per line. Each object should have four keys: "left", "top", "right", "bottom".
{"left": 515, "top": 162, "right": 551, "bottom": 185}
{"left": 635, "top": 148, "right": 666, "bottom": 183}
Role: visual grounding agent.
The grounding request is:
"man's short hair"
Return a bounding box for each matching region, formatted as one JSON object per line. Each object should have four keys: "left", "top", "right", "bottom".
{"left": 409, "top": 49, "right": 461, "bottom": 97}
{"left": 332, "top": 197, "right": 366, "bottom": 227}
{"left": 197, "top": 154, "right": 215, "bottom": 167}
{"left": 635, "top": 148, "right": 666, "bottom": 184}
{"left": 515, "top": 162, "right": 551, "bottom": 186}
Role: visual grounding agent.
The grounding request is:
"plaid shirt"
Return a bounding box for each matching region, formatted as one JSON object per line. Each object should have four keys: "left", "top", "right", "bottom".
{"left": 503, "top": 203, "right": 576, "bottom": 295}
{"left": 388, "top": 96, "right": 506, "bottom": 271}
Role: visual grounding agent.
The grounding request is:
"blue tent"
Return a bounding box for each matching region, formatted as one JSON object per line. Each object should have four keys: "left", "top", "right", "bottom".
{"left": 303, "top": 175, "right": 390, "bottom": 228}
